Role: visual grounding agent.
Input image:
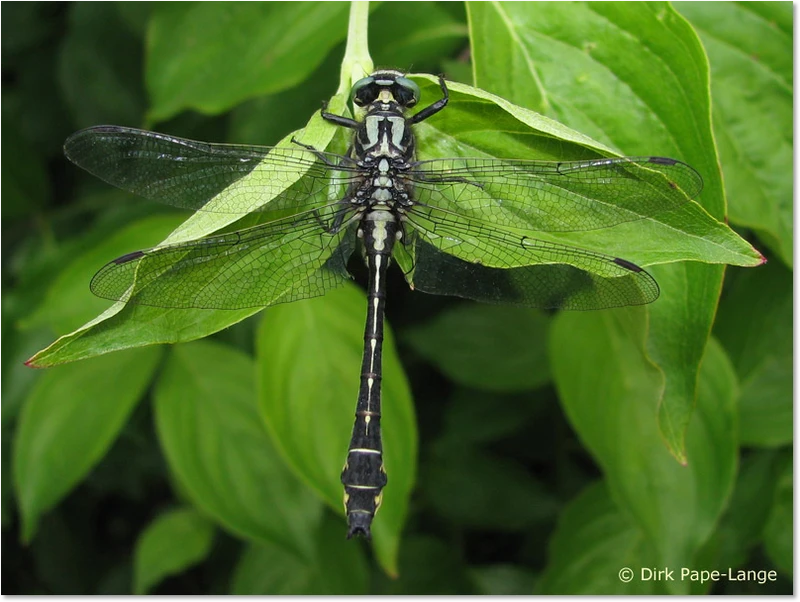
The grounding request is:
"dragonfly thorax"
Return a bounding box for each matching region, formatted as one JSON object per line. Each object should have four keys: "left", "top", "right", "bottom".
{"left": 355, "top": 111, "right": 415, "bottom": 164}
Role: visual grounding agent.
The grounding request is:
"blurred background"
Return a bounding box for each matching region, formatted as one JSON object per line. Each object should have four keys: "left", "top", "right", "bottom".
{"left": 2, "top": 2, "right": 792, "bottom": 594}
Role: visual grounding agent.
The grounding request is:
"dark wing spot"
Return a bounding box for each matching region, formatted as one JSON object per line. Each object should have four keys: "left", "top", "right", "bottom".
{"left": 113, "top": 250, "right": 145, "bottom": 264}
{"left": 648, "top": 156, "right": 677, "bottom": 166}
{"left": 613, "top": 257, "right": 643, "bottom": 273}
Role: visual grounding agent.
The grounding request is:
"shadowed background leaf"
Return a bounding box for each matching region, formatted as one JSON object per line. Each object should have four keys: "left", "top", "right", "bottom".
{"left": 3, "top": 1, "right": 790, "bottom": 595}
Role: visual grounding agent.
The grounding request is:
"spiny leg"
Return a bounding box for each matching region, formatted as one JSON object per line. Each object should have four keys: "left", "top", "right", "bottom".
{"left": 409, "top": 75, "right": 449, "bottom": 124}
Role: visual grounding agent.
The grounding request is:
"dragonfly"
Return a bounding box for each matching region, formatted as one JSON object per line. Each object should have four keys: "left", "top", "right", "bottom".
{"left": 64, "top": 70, "right": 703, "bottom": 539}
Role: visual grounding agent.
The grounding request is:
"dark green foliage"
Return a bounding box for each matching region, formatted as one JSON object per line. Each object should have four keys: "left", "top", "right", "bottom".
{"left": 3, "top": 1, "right": 791, "bottom": 594}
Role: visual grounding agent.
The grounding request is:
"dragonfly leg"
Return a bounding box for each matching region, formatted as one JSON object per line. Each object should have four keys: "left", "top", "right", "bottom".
{"left": 317, "top": 203, "right": 357, "bottom": 235}
{"left": 409, "top": 75, "right": 449, "bottom": 124}
{"left": 289, "top": 136, "right": 345, "bottom": 169}
{"left": 418, "top": 173, "right": 484, "bottom": 189}
{"left": 321, "top": 100, "right": 360, "bottom": 129}
{"left": 409, "top": 163, "right": 485, "bottom": 190}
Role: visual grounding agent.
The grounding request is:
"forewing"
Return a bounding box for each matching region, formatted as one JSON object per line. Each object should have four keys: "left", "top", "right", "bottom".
{"left": 64, "top": 126, "right": 361, "bottom": 215}
{"left": 91, "top": 205, "right": 358, "bottom": 309}
{"left": 409, "top": 156, "right": 703, "bottom": 233}
{"left": 402, "top": 206, "right": 658, "bottom": 310}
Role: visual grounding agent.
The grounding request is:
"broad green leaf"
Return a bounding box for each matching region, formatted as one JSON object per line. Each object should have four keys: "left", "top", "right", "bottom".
{"left": 28, "top": 100, "right": 348, "bottom": 368}
{"left": 537, "top": 481, "right": 663, "bottom": 594}
{"left": 29, "top": 301, "right": 259, "bottom": 368}
{"left": 14, "top": 346, "right": 162, "bottom": 542}
{"left": 230, "top": 511, "right": 368, "bottom": 595}
{"left": 695, "top": 450, "right": 789, "bottom": 579}
{"left": 713, "top": 262, "right": 792, "bottom": 447}
{"left": 146, "top": 3, "right": 349, "bottom": 122}
{"left": 154, "top": 340, "right": 322, "bottom": 559}
{"left": 25, "top": 213, "right": 186, "bottom": 336}
{"left": 409, "top": 77, "right": 759, "bottom": 270}
{"left": 550, "top": 312, "right": 738, "bottom": 593}
{"left": 58, "top": 2, "right": 146, "bottom": 128}
{"left": 133, "top": 507, "right": 215, "bottom": 594}
{"left": 467, "top": 1, "right": 754, "bottom": 460}
{"left": 3, "top": 327, "right": 56, "bottom": 428}
{"left": 763, "top": 458, "right": 793, "bottom": 576}
{"left": 404, "top": 305, "right": 550, "bottom": 392}
{"left": 675, "top": 2, "right": 793, "bottom": 267}
{"left": 256, "top": 283, "right": 415, "bottom": 577}
{"left": 229, "top": 50, "right": 342, "bottom": 146}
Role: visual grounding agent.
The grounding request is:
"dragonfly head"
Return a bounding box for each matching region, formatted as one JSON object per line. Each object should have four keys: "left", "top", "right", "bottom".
{"left": 351, "top": 70, "right": 420, "bottom": 110}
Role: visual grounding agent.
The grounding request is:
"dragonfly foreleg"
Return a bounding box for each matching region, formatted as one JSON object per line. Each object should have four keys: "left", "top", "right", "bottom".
{"left": 320, "top": 100, "right": 360, "bottom": 129}
{"left": 409, "top": 75, "right": 449, "bottom": 124}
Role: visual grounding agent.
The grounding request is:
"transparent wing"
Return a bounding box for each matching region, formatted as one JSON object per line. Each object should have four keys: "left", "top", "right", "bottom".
{"left": 91, "top": 204, "right": 358, "bottom": 309}
{"left": 402, "top": 204, "right": 658, "bottom": 310}
{"left": 64, "top": 126, "right": 362, "bottom": 215}
{"left": 408, "top": 156, "right": 703, "bottom": 233}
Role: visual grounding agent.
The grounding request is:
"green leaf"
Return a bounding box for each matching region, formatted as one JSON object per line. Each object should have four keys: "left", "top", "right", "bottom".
{"left": 24, "top": 210, "right": 261, "bottom": 368}
{"left": 256, "top": 283, "right": 416, "bottom": 577}
{"left": 466, "top": 0, "right": 756, "bottom": 460}
{"left": 146, "top": 3, "right": 349, "bottom": 122}
{"left": 696, "top": 450, "right": 789, "bottom": 576}
{"left": 28, "top": 98, "right": 350, "bottom": 368}
{"left": 370, "top": 2, "right": 467, "bottom": 74}
{"left": 133, "top": 507, "right": 215, "bottom": 594}
{"left": 228, "top": 51, "right": 342, "bottom": 146}
{"left": 25, "top": 213, "right": 186, "bottom": 336}
{"left": 58, "top": 2, "right": 146, "bottom": 128}
{"left": 713, "top": 261, "right": 792, "bottom": 447}
{"left": 763, "top": 458, "right": 793, "bottom": 576}
{"left": 550, "top": 311, "right": 738, "bottom": 593}
{"left": 407, "top": 80, "right": 759, "bottom": 270}
{"left": 230, "top": 511, "right": 368, "bottom": 595}
{"left": 14, "top": 346, "right": 162, "bottom": 542}
{"left": 675, "top": 2, "right": 793, "bottom": 267}
{"left": 537, "top": 481, "right": 663, "bottom": 594}
{"left": 404, "top": 304, "right": 550, "bottom": 392}
{"left": 153, "top": 340, "right": 322, "bottom": 559}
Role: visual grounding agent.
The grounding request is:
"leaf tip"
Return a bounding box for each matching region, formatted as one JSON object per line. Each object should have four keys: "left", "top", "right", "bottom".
{"left": 24, "top": 356, "right": 42, "bottom": 369}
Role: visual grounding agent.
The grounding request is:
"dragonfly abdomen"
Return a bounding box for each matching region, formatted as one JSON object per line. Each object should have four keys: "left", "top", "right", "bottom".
{"left": 341, "top": 209, "right": 398, "bottom": 539}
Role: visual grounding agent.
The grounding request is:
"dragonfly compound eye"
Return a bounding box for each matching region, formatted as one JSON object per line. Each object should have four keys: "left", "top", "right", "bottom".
{"left": 351, "top": 76, "right": 378, "bottom": 107}
{"left": 394, "top": 77, "right": 420, "bottom": 107}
